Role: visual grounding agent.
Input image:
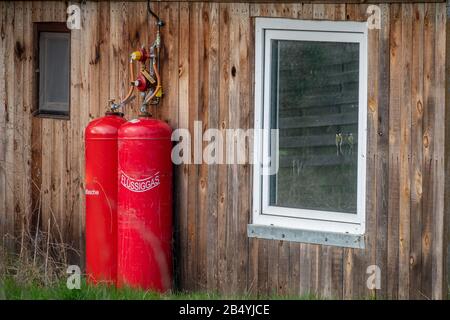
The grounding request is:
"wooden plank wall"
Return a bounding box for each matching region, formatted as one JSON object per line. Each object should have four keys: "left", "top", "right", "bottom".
{"left": 0, "top": 1, "right": 447, "bottom": 299}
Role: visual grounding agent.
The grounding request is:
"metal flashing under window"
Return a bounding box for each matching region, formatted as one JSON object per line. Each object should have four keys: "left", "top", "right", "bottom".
{"left": 247, "top": 224, "right": 365, "bottom": 249}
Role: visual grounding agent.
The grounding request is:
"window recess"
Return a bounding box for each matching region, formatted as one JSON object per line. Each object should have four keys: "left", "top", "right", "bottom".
{"left": 34, "top": 23, "right": 71, "bottom": 119}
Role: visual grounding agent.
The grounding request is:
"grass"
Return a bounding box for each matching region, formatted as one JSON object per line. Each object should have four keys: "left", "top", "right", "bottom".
{"left": 0, "top": 277, "right": 219, "bottom": 300}
{"left": 0, "top": 242, "right": 317, "bottom": 300}
{"left": 0, "top": 276, "right": 321, "bottom": 300}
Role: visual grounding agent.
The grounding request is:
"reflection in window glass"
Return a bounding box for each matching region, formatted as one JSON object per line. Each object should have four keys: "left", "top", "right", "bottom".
{"left": 269, "top": 40, "right": 360, "bottom": 214}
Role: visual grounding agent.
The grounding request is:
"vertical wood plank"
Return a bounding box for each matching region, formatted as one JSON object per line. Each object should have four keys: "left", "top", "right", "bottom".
{"left": 4, "top": 1, "right": 16, "bottom": 250}
{"left": 21, "top": 1, "right": 33, "bottom": 254}
{"left": 206, "top": 2, "right": 220, "bottom": 292}
{"left": 277, "top": 241, "right": 289, "bottom": 296}
{"left": 299, "top": 243, "right": 311, "bottom": 297}
{"left": 78, "top": 1, "right": 90, "bottom": 264}
{"left": 257, "top": 239, "right": 269, "bottom": 297}
{"left": 109, "top": 2, "right": 120, "bottom": 112}
{"left": 177, "top": 0, "right": 189, "bottom": 290}
{"left": 126, "top": 0, "right": 138, "bottom": 116}
{"left": 146, "top": 1, "right": 160, "bottom": 118}
{"left": 159, "top": 2, "right": 179, "bottom": 127}
{"left": 376, "top": 3, "right": 391, "bottom": 299}
{"left": 365, "top": 1, "right": 379, "bottom": 299}
{"left": 443, "top": 0, "right": 450, "bottom": 300}
{"left": 119, "top": 2, "right": 130, "bottom": 118}
{"left": 196, "top": 1, "right": 208, "bottom": 291}
{"left": 51, "top": 2, "right": 62, "bottom": 247}
{"left": 399, "top": 2, "right": 412, "bottom": 300}
{"left": 421, "top": 2, "right": 436, "bottom": 299}
{"left": 432, "top": 3, "right": 446, "bottom": 300}
{"left": 187, "top": 1, "right": 199, "bottom": 291}
{"left": 217, "top": 2, "right": 230, "bottom": 295}
{"left": 387, "top": 3, "right": 402, "bottom": 300}
{"left": 59, "top": 2, "right": 70, "bottom": 250}
{"left": 97, "top": 1, "right": 110, "bottom": 116}
{"left": 342, "top": 246, "right": 354, "bottom": 299}
{"left": 237, "top": 2, "right": 250, "bottom": 295}
{"left": 66, "top": 0, "right": 81, "bottom": 263}
{"left": 55, "top": 0, "right": 68, "bottom": 252}
{"left": 288, "top": 239, "right": 300, "bottom": 296}
{"left": 224, "top": 3, "right": 241, "bottom": 294}
{"left": 86, "top": 0, "right": 99, "bottom": 121}
{"left": 0, "top": 0, "right": 7, "bottom": 248}
{"left": 410, "top": 2, "right": 424, "bottom": 300}
{"left": 12, "top": 1, "right": 25, "bottom": 252}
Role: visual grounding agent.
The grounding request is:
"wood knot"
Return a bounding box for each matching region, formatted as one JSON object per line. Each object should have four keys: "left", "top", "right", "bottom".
{"left": 0, "top": 24, "right": 5, "bottom": 41}
{"left": 90, "top": 42, "right": 101, "bottom": 65}
{"left": 222, "top": 9, "right": 229, "bottom": 25}
{"left": 415, "top": 170, "right": 422, "bottom": 197}
{"left": 14, "top": 41, "right": 26, "bottom": 61}
{"left": 415, "top": 10, "right": 420, "bottom": 21}
{"left": 416, "top": 100, "right": 423, "bottom": 115}
{"left": 231, "top": 66, "right": 236, "bottom": 77}
{"left": 424, "top": 234, "right": 430, "bottom": 247}
{"left": 423, "top": 133, "right": 429, "bottom": 148}
{"left": 368, "top": 98, "right": 376, "bottom": 113}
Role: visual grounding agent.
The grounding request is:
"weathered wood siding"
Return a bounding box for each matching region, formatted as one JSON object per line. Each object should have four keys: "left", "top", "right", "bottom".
{"left": 0, "top": 1, "right": 447, "bottom": 299}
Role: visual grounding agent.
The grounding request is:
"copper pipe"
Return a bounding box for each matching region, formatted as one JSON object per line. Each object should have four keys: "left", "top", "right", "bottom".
{"left": 118, "top": 60, "right": 135, "bottom": 105}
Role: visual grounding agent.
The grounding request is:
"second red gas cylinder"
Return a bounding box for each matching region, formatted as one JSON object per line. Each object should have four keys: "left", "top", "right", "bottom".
{"left": 85, "top": 112, "right": 126, "bottom": 285}
{"left": 117, "top": 116, "right": 173, "bottom": 292}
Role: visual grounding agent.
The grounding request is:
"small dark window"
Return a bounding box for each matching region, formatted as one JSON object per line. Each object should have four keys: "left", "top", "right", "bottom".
{"left": 34, "top": 23, "right": 70, "bottom": 118}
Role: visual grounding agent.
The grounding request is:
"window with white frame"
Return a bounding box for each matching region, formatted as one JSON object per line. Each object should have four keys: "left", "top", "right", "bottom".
{"left": 252, "top": 18, "right": 368, "bottom": 236}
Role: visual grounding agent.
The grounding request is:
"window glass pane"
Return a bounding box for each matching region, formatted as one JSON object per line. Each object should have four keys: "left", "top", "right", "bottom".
{"left": 39, "top": 32, "right": 70, "bottom": 114}
{"left": 269, "top": 40, "right": 359, "bottom": 214}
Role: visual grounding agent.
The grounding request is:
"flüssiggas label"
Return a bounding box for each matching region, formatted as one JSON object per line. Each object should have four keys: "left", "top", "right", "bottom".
{"left": 120, "top": 171, "right": 160, "bottom": 193}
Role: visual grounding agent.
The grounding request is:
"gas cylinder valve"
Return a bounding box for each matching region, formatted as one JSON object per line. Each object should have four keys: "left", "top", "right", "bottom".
{"left": 134, "top": 74, "right": 150, "bottom": 92}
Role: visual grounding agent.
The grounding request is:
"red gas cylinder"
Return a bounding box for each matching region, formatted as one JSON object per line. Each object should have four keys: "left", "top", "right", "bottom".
{"left": 85, "top": 112, "right": 126, "bottom": 285}
{"left": 117, "top": 116, "right": 173, "bottom": 292}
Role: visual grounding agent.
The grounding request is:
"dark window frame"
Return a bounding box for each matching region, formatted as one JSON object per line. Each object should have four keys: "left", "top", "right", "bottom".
{"left": 33, "top": 22, "right": 71, "bottom": 120}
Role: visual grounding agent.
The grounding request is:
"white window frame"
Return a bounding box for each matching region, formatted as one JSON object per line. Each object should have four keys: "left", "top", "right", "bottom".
{"left": 252, "top": 18, "right": 368, "bottom": 235}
